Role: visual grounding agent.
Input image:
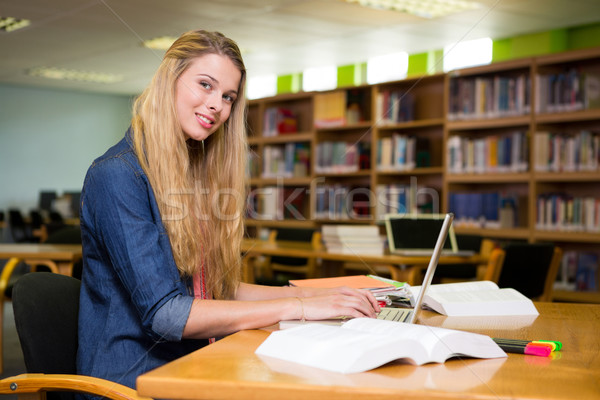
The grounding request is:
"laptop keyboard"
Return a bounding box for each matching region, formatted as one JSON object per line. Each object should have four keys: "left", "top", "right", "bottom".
{"left": 377, "top": 307, "right": 413, "bottom": 322}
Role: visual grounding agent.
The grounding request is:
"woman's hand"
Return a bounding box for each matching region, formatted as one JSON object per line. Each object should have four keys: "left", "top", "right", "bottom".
{"left": 295, "top": 286, "right": 380, "bottom": 320}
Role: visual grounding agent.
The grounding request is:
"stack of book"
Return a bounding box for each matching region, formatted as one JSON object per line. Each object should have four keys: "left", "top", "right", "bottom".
{"left": 321, "top": 225, "right": 385, "bottom": 255}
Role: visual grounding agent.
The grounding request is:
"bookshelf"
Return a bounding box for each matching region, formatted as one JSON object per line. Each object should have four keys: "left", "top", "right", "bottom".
{"left": 245, "top": 47, "right": 600, "bottom": 303}
{"left": 445, "top": 47, "right": 600, "bottom": 303}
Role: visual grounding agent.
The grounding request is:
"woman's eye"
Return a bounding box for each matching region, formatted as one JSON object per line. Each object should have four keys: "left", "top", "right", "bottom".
{"left": 223, "top": 94, "right": 235, "bottom": 103}
{"left": 200, "top": 81, "right": 211, "bottom": 89}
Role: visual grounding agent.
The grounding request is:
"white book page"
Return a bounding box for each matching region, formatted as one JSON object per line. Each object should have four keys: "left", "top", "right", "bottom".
{"left": 256, "top": 322, "right": 424, "bottom": 373}
{"left": 256, "top": 318, "right": 506, "bottom": 373}
{"left": 428, "top": 287, "right": 528, "bottom": 303}
{"left": 426, "top": 288, "right": 539, "bottom": 316}
{"left": 411, "top": 280, "right": 499, "bottom": 298}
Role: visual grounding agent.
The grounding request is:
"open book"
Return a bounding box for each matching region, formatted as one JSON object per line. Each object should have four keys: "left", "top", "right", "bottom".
{"left": 255, "top": 318, "right": 506, "bottom": 374}
{"left": 409, "top": 281, "right": 539, "bottom": 317}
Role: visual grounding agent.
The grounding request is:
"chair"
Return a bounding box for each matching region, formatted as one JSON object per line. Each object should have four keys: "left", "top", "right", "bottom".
{"left": 436, "top": 234, "right": 484, "bottom": 283}
{"left": 43, "top": 226, "right": 83, "bottom": 280}
{"left": 483, "top": 243, "right": 562, "bottom": 302}
{"left": 260, "top": 228, "right": 321, "bottom": 282}
{"left": 0, "top": 272, "right": 150, "bottom": 400}
{"left": 8, "top": 209, "right": 37, "bottom": 243}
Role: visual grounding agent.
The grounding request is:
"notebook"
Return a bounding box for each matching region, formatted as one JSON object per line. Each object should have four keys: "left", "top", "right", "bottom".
{"left": 377, "top": 212, "right": 454, "bottom": 324}
{"left": 385, "top": 213, "right": 474, "bottom": 257}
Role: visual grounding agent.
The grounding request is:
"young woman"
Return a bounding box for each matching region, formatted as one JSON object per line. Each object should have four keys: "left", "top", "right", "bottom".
{"left": 77, "top": 29, "right": 379, "bottom": 389}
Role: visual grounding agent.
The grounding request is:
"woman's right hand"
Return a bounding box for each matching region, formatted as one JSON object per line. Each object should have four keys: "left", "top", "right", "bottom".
{"left": 292, "top": 286, "right": 380, "bottom": 321}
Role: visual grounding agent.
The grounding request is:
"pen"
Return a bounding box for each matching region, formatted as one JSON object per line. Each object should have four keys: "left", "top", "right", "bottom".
{"left": 492, "top": 338, "right": 562, "bottom": 357}
{"left": 497, "top": 343, "right": 552, "bottom": 357}
{"left": 492, "top": 338, "right": 562, "bottom": 351}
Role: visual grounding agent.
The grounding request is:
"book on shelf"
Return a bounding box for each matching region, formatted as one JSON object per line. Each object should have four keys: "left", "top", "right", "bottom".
{"left": 375, "top": 183, "right": 419, "bottom": 220}
{"left": 555, "top": 251, "right": 599, "bottom": 292}
{"left": 448, "top": 191, "right": 521, "bottom": 229}
{"left": 255, "top": 317, "right": 507, "bottom": 374}
{"left": 247, "top": 150, "right": 261, "bottom": 179}
{"left": 536, "top": 193, "right": 600, "bottom": 233}
{"left": 315, "top": 141, "right": 358, "bottom": 174}
{"left": 448, "top": 74, "right": 530, "bottom": 120}
{"left": 447, "top": 131, "right": 528, "bottom": 174}
{"left": 315, "top": 184, "right": 372, "bottom": 221}
{"left": 535, "top": 68, "right": 600, "bottom": 113}
{"left": 408, "top": 280, "right": 539, "bottom": 317}
{"left": 263, "top": 107, "right": 298, "bottom": 137}
{"left": 585, "top": 72, "right": 600, "bottom": 109}
{"left": 262, "top": 143, "right": 310, "bottom": 178}
{"left": 376, "top": 134, "right": 428, "bottom": 171}
{"left": 314, "top": 91, "right": 346, "bottom": 128}
{"left": 320, "top": 225, "right": 385, "bottom": 255}
{"left": 249, "top": 186, "right": 307, "bottom": 221}
{"left": 533, "top": 130, "right": 600, "bottom": 172}
{"left": 376, "top": 89, "right": 415, "bottom": 124}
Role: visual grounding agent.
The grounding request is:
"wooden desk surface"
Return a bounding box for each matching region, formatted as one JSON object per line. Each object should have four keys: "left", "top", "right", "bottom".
{"left": 0, "top": 243, "right": 82, "bottom": 260}
{"left": 137, "top": 302, "right": 600, "bottom": 400}
{"left": 241, "top": 239, "right": 485, "bottom": 265}
{"left": 0, "top": 243, "right": 82, "bottom": 276}
{"left": 241, "top": 239, "right": 485, "bottom": 284}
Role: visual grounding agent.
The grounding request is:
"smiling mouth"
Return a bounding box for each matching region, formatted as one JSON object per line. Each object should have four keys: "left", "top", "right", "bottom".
{"left": 196, "top": 113, "right": 214, "bottom": 127}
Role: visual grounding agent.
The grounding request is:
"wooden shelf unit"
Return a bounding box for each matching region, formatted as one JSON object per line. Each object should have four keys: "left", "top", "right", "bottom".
{"left": 245, "top": 47, "right": 600, "bottom": 302}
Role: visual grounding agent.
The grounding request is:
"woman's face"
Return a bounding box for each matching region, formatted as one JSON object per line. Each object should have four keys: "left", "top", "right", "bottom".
{"left": 175, "top": 53, "right": 241, "bottom": 141}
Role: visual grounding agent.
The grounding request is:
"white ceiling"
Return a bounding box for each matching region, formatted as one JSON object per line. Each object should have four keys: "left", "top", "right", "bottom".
{"left": 2, "top": 0, "right": 600, "bottom": 96}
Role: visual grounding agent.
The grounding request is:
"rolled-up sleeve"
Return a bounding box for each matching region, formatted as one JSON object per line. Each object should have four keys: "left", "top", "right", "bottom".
{"left": 152, "top": 295, "right": 194, "bottom": 341}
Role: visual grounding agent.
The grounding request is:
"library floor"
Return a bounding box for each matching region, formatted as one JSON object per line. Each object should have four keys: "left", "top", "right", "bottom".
{"left": 1, "top": 301, "right": 26, "bottom": 400}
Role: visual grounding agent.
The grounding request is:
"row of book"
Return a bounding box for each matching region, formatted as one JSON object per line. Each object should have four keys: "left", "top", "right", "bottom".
{"left": 447, "top": 131, "right": 529, "bottom": 174}
{"left": 533, "top": 130, "right": 600, "bottom": 172}
{"left": 313, "top": 89, "right": 369, "bottom": 128}
{"left": 448, "top": 74, "right": 531, "bottom": 120}
{"left": 321, "top": 224, "right": 385, "bottom": 255}
{"left": 536, "top": 193, "right": 600, "bottom": 233}
{"left": 448, "top": 191, "right": 521, "bottom": 229}
{"left": 263, "top": 107, "right": 299, "bottom": 137}
{"left": 375, "top": 90, "right": 415, "bottom": 125}
{"left": 246, "top": 186, "right": 308, "bottom": 221}
{"left": 374, "top": 184, "right": 434, "bottom": 220}
{"left": 554, "top": 251, "right": 598, "bottom": 292}
{"left": 376, "top": 134, "right": 430, "bottom": 171}
{"left": 315, "top": 141, "right": 370, "bottom": 174}
{"left": 535, "top": 68, "right": 600, "bottom": 114}
{"left": 314, "top": 184, "right": 371, "bottom": 220}
{"left": 261, "top": 143, "right": 310, "bottom": 178}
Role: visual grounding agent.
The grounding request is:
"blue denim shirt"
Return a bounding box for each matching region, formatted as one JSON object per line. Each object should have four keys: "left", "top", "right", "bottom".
{"left": 77, "top": 129, "right": 207, "bottom": 389}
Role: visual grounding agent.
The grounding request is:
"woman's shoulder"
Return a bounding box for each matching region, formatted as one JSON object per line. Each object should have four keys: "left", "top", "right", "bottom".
{"left": 89, "top": 134, "right": 143, "bottom": 177}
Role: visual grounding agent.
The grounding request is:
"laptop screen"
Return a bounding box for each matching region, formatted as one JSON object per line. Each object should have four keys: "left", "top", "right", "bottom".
{"left": 387, "top": 216, "right": 453, "bottom": 251}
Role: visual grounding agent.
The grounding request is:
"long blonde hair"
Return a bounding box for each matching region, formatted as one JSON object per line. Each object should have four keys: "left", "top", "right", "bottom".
{"left": 131, "top": 30, "right": 247, "bottom": 300}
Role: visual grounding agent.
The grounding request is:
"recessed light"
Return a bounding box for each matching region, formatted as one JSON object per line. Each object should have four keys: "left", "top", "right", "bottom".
{"left": 28, "top": 67, "right": 123, "bottom": 84}
{"left": 0, "top": 16, "right": 31, "bottom": 32}
{"left": 345, "top": 0, "right": 481, "bottom": 18}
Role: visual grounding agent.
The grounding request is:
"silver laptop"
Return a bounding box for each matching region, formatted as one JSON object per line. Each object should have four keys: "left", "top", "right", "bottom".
{"left": 385, "top": 213, "right": 474, "bottom": 257}
{"left": 377, "top": 212, "right": 454, "bottom": 324}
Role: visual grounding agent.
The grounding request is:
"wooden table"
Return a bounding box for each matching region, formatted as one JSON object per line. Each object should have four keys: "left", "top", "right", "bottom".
{"left": 241, "top": 239, "right": 486, "bottom": 285}
{"left": 0, "top": 244, "right": 82, "bottom": 374}
{"left": 0, "top": 243, "right": 82, "bottom": 276}
{"left": 137, "top": 302, "right": 600, "bottom": 400}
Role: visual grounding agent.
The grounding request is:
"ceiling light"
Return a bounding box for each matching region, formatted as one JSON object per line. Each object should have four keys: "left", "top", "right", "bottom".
{"left": 345, "top": 0, "right": 481, "bottom": 18}
{"left": 143, "top": 36, "right": 178, "bottom": 50}
{"left": 28, "top": 67, "right": 123, "bottom": 84}
{"left": 0, "top": 16, "right": 31, "bottom": 32}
